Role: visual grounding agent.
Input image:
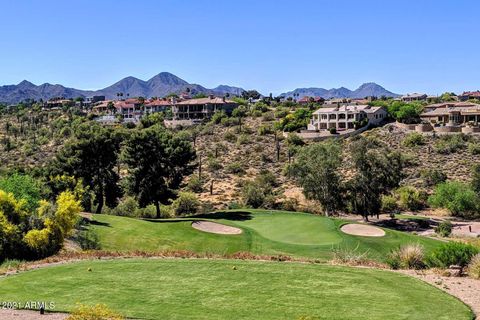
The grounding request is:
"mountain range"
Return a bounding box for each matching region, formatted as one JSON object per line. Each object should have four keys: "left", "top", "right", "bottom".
{"left": 280, "top": 83, "right": 400, "bottom": 99}
{"left": 0, "top": 72, "right": 246, "bottom": 104}
{"left": 0, "top": 72, "right": 400, "bottom": 104}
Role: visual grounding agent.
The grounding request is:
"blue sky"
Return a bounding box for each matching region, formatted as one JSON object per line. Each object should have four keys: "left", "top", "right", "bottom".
{"left": 0, "top": 0, "right": 479, "bottom": 95}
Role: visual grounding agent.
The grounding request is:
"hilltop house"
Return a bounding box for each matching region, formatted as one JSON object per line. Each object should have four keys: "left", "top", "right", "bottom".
{"left": 459, "top": 91, "right": 480, "bottom": 101}
{"left": 420, "top": 103, "right": 480, "bottom": 126}
{"left": 172, "top": 96, "right": 237, "bottom": 121}
{"left": 307, "top": 105, "right": 387, "bottom": 131}
{"left": 401, "top": 93, "right": 428, "bottom": 102}
{"left": 298, "top": 96, "right": 325, "bottom": 105}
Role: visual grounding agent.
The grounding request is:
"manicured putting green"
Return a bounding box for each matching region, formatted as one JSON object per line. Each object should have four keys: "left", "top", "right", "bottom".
{"left": 0, "top": 259, "right": 472, "bottom": 320}
{"left": 225, "top": 210, "right": 342, "bottom": 245}
{"left": 89, "top": 210, "right": 442, "bottom": 261}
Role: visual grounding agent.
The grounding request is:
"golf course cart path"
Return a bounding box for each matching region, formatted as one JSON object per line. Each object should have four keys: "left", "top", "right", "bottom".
{"left": 401, "top": 270, "right": 480, "bottom": 316}
{"left": 341, "top": 223, "right": 386, "bottom": 237}
{"left": 0, "top": 309, "right": 68, "bottom": 319}
{"left": 192, "top": 221, "right": 243, "bottom": 235}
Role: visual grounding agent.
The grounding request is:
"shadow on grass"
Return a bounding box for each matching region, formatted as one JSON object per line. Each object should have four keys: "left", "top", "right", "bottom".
{"left": 88, "top": 219, "right": 111, "bottom": 227}
{"left": 193, "top": 211, "right": 253, "bottom": 221}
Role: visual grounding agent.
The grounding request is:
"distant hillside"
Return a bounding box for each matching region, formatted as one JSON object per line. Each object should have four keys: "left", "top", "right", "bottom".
{"left": 281, "top": 83, "right": 400, "bottom": 99}
{"left": 0, "top": 72, "right": 246, "bottom": 104}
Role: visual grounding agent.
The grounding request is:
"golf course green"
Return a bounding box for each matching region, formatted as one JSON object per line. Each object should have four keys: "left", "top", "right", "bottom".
{"left": 88, "top": 209, "right": 441, "bottom": 261}
{"left": 0, "top": 258, "right": 473, "bottom": 320}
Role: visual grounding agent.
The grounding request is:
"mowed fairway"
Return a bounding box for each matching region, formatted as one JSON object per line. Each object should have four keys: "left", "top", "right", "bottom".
{"left": 0, "top": 259, "right": 473, "bottom": 320}
{"left": 89, "top": 210, "right": 441, "bottom": 261}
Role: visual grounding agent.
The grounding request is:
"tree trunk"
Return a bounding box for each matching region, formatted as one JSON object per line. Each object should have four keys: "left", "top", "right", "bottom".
{"left": 155, "top": 201, "right": 161, "bottom": 219}
{"left": 95, "top": 192, "right": 104, "bottom": 214}
{"left": 198, "top": 155, "right": 202, "bottom": 179}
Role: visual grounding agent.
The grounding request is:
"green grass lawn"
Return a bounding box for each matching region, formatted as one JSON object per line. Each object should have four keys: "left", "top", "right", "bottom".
{"left": 0, "top": 258, "right": 472, "bottom": 320}
{"left": 89, "top": 210, "right": 441, "bottom": 261}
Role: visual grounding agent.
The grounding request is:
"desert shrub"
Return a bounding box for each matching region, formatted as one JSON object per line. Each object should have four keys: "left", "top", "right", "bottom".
{"left": 286, "top": 133, "right": 304, "bottom": 146}
{"left": 227, "top": 202, "right": 243, "bottom": 210}
{"left": 281, "top": 198, "right": 299, "bottom": 212}
{"left": 434, "top": 134, "right": 468, "bottom": 154}
{"left": 187, "top": 176, "right": 204, "bottom": 193}
{"left": 76, "top": 229, "right": 101, "bottom": 250}
{"left": 236, "top": 134, "right": 250, "bottom": 145}
{"left": 258, "top": 124, "right": 274, "bottom": 135}
{"left": 428, "top": 181, "right": 479, "bottom": 218}
{"left": 467, "top": 254, "right": 480, "bottom": 279}
{"left": 207, "top": 158, "right": 223, "bottom": 171}
{"left": 241, "top": 171, "right": 277, "bottom": 208}
{"left": 241, "top": 181, "right": 266, "bottom": 208}
{"left": 434, "top": 220, "right": 453, "bottom": 237}
{"left": 66, "top": 304, "right": 124, "bottom": 320}
{"left": 262, "top": 112, "right": 274, "bottom": 121}
{"left": 420, "top": 168, "right": 447, "bottom": 187}
{"left": 386, "top": 244, "right": 425, "bottom": 270}
{"left": 395, "top": 186, "right": 426, "bottom": 211}
{"left": 220, "top": 117, "right": 237, "bottom": 127}
{"left": 226, "top": 162, "right": 246, "bottom": 175}
{"left": 172, "top": 192, "right": 200, "bottom": 216}
{"left": 468, "top": 142, "right": 480, "bottom": 155}
{"left": 250, "top": 109, "right": 263, "bottom": 118}
{"left": 402, "top": 132, "right": 425, "bottom": 147}
{"left": 223, "top": 130, "right": 236, "bottom": 143}
{"left": 210, "top": 110, "right": 227, "bottom": 124}
{"left": 111, "top": 196, "right": 138, "bottom": 217}
{"left": 332, "top": 245, "right": 370, "bottom": 265}
{"left": 426, "top": 242, "right": 479, "bottom": 269}
{"left": 274, "top": 107, "right": 289, "bottom": 119}
{"left": 381, "top": 194, "right": 398, "bottom": 213}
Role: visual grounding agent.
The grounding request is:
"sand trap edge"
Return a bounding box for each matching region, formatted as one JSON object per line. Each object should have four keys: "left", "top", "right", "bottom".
{"left": 192, "top": 221, "right": 243, "bottom": 235}
{"left": 340, "top": 223, "right": 386, "bottom": 237}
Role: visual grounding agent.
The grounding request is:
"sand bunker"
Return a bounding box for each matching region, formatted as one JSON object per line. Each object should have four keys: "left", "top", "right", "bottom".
{"left": 341, "top": 224, "right": 386, "bottom": 237}
{"left": 192, "top": 221, "right": 243, "bottom": 235}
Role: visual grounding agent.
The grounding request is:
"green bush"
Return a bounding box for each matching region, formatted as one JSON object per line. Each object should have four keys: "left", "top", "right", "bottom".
{"left": 0, "top": 173, "right": 42, "bottom": 212}
{"left": 172, "top": 192, "right": 200, "bottom": 216}
{"left": 136, "top": 205, "right": 158, "bottom": 218}
{"left": 76, "top": 229, "right": 101, "bottom": 250}
{"left": 111, "top": 197, "right": 138, "bottom": 217}
{"left": 435, "top": 220, "right": 453, "bottom": 237}
{"left": 426, "top": 242, "right": 479, "bottom": 269}
{"left": 420, "top": 169, "right": 447, "bottom": 187}
{"left": 402, "top": 132, "right": 425, "bottom": 147}
{"left": 329, "top": 127, "right": 337, "bottom": 134}
{"left": 223, "top": 130, "right": 236, "bottom": 143}
{"left": 381, "top": 194, "right": 398, "bottom": 213}
{"left": 428, "top": 181, "right": 479, "bottom": 218}
{"left": 395, "top": 186, "right": 426, "bottom": 211}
